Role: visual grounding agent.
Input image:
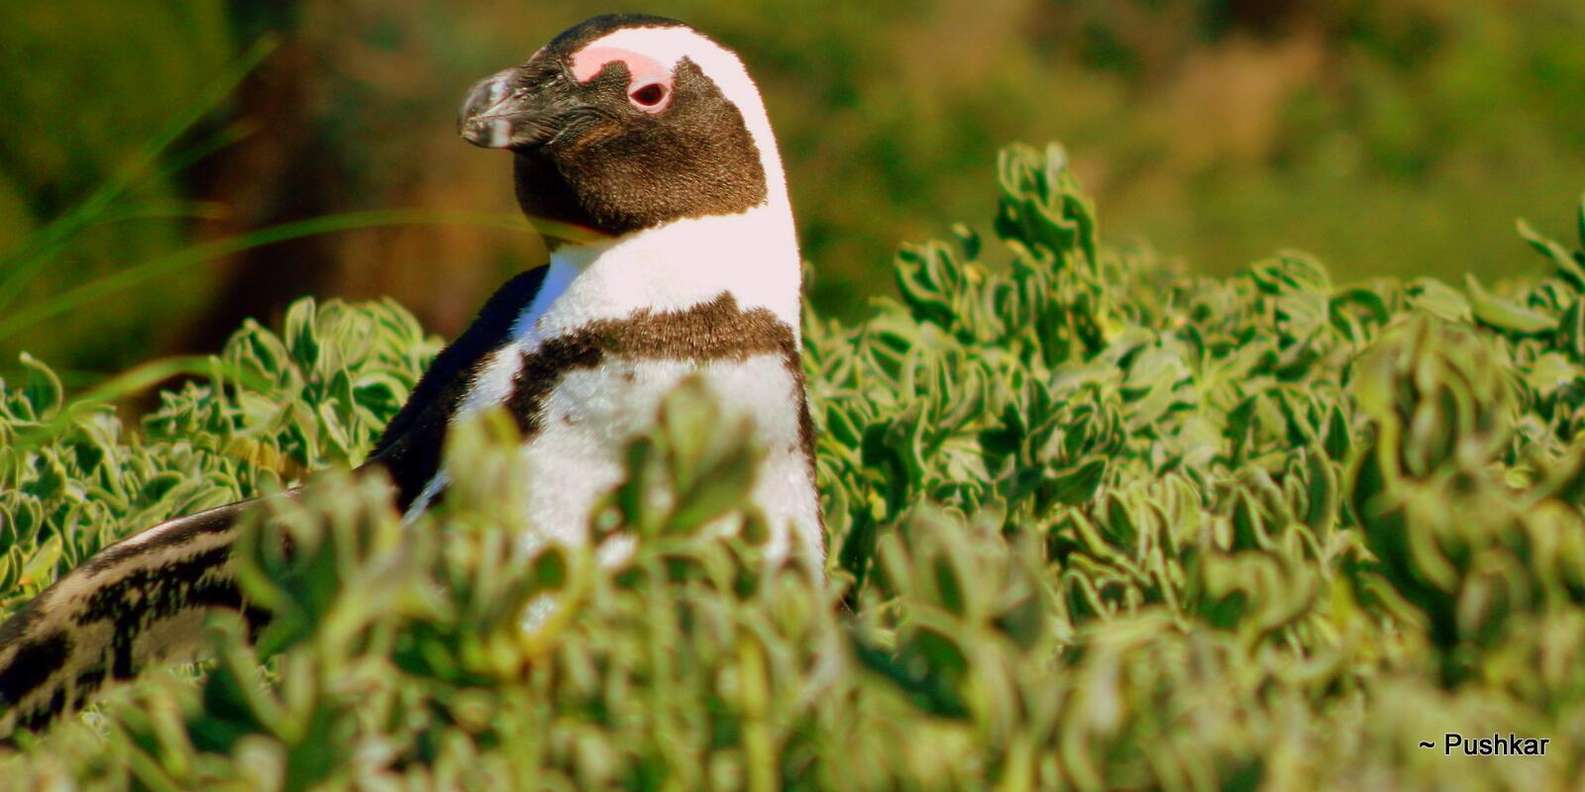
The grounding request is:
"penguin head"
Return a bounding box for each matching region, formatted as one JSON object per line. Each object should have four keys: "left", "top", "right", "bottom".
{"left": 460, "top": 15, "right": 786, "bottom": 242}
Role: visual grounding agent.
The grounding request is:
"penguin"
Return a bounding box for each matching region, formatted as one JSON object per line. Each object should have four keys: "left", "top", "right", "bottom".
{"left": 0, "top": 14, "right": 821, "bottom": 735}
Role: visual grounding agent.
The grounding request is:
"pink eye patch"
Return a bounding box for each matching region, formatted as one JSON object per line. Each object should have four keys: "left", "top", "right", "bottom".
{"left": 571, "top": 46, "right": 674, "bottom": 112}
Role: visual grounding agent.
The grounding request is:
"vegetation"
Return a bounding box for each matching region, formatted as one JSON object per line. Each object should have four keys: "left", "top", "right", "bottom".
{"left": 4, "top": 143, "right": 1585, "bottom": 788}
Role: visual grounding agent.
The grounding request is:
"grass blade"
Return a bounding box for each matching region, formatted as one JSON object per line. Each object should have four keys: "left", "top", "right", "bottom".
{"left": 0, "top": 36, "right": 278, "bottom": 312}
{"left": 0, "top": 209, "right": 605, "bottom": 344}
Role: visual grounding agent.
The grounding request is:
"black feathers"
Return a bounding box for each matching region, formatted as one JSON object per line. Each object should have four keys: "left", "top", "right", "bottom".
{"left": 365, "top": 265, "right": 550, "bottom": 508}
{"left": 544, "top": 57, "right": 768, "bottom": 233}
{"left": 545, "top": 14, "right": 688, "bottom": 53}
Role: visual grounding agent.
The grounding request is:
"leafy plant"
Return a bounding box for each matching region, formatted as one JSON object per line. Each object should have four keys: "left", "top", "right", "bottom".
{"left": 4, "top": 143, "right": 1585, "bottom": 788}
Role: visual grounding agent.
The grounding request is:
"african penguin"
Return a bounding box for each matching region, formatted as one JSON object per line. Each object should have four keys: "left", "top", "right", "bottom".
{"left": 0, "top": 14, "right": 821, "bottom": 735}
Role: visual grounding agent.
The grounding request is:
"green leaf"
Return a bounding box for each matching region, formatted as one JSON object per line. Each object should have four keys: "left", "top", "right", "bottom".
{"left": 1465, "top": 274, "right": 1557, "bottom": 334}
{"left": 1517, "top": 218, "right": 1585, "bottom": 288}
{"left": 284, "top": 298, "right": 320, "bottom": 370}
{"left": 18, "top": 353, "right": 62, "bottom": 421}
{"left": 1406, "top": 277, "right": 1472, "bottom": 323}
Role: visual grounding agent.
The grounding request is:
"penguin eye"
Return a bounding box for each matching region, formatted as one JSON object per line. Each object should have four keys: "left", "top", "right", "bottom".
{"left": 629, "top": 82, "right": 668, "bottom": 111}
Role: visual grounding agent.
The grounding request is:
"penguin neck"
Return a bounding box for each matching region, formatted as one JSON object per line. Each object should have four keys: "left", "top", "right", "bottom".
{"left": 526, "top": 200, "right": 803, "bottom": 346}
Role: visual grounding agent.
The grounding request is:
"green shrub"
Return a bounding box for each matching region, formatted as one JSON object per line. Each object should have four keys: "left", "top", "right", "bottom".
{"left": 4, "top": 143, "right": 1585, "bottom": 788}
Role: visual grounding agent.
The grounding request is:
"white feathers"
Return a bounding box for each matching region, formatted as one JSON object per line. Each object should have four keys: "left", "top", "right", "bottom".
{"left": 518, "top": 353, "right": 815, "bottom": 563}
{"left": 534, "top": 205, "right": 802, "bottom": 339}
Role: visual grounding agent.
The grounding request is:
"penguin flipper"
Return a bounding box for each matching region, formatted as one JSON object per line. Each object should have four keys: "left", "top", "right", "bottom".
{"left": 0, "top": 494, "right": 284, "bottom": 735}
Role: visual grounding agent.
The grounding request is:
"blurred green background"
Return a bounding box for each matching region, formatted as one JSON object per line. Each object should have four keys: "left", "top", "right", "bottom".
{"left": 3, "top": 0, "right": 1583, "bottom": 382}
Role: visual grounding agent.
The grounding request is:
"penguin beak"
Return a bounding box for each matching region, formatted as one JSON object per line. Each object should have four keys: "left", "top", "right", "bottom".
{"left": 458, "top": 66, "right": 555, "bottom": 150}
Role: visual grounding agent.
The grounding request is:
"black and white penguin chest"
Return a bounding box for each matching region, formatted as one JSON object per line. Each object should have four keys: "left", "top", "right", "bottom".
{"left": 372, "top": 246, "right": 823, "bottom": 569}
